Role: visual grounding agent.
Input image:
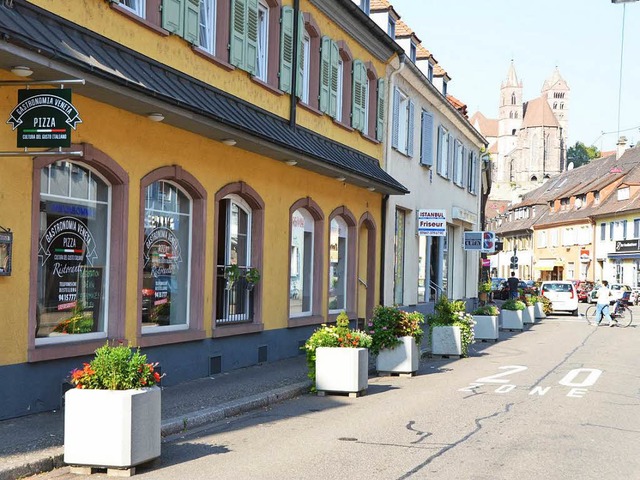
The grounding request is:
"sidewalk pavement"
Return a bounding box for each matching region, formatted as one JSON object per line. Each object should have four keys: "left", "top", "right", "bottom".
{"left": 0, "top": 355, "right": 311, "bottom": 480}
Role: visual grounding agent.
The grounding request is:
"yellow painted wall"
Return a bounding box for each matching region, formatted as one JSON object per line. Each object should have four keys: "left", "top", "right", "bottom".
{"left": 27, "top": 0, "right": 386, "bottom": 160}
{"left": 0, "top": 89, "right": 381, "bottom": 365}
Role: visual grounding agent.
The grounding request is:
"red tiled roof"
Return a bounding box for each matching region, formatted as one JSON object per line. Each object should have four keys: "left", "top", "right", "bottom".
{"left": 521, "top": 96, "right": 560, "bottom": 129}
{"left": 470, "top": 112, "right": 498, "bottom": 138}
{"left": 447, "top": 94, "right": 468, "bottom": 118}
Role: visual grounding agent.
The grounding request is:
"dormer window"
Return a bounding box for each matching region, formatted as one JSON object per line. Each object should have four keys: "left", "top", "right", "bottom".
{"left": 427, "top": 63, "right": 434, "bottom": 82}
{"left": 442, "top": 79, "right": 448, "bottom": 96}
{"left": 388, "top": 17, "right": 396, "bottom": 39}
{"left": 618, "top": 186, "right": 630, "bottom": 201}
{"left": 409, "top": 41, "right": 416, "bottom": 62}
{"left": 352, "top": 0, "right": 370, "bottom": 14}
{"left": 560, "top": 198, "right": 569, "bottom": 210}
{"left": 595, "top": 191, "right": 600, "bottom": 204}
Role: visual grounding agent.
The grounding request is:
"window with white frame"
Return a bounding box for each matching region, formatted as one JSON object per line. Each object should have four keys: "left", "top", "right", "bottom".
{"left": 142, "top": 181, "right": 192, "bottom": 332}
{"left": 601, "top": 223, "right": 606, "bottom": 241}
{"left": 120, "top": 0, "right": 145, "bottom": 17}
{"left": 198, "top": 0, "right": 217, "bottom": 54}
{"left": 36, "top": 161, "right": 111, "bottom": 341}
{"left": 393, "top": 88, "right": 409, "bottom": 154}
{"left": 613, "top": 220, "right": 626, "bottom": 240}
{"left": 550, "top": 229, "right": 558, "bottom": 247}
{"left": 453, "top": 140, "right": 464, "bottom": 186}
{"left": 290, "top": 208, "right": 314, "bottom": 317}
{"left": 618, "top": 186, "right": 630, "bottom": 201}
{"left": 388, "top": 16, "right": 396, "bottom": 38}
{"left": 328, "top": 217, "right": 348, "bottom": 312}
{"left": 300, "top": 31, "right": 311, "bottom": 104}
{"left": 255, "top": 1, "right": 269, "bottom": 82}
{"left": 436, "top": 125, "right": 449, "bottom": 177}
{"left": 409, "top": 41, "right": 417, "bottom": 62}
{"left": 563, "top": 227, "right": 575, "bottom": 246}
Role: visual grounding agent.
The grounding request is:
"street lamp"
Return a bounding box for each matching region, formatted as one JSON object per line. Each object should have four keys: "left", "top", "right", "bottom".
{"left": 612, "top": 0, "right": 639, "bottom": 147}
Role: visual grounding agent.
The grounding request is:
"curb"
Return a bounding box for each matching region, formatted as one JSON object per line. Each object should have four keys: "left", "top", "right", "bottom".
{"left": 0, "top": 381, "right": 311, "bottom": 480}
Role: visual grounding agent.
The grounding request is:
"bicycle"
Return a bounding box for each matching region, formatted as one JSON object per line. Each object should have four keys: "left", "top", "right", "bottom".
{"left": 585, "top": 299, "right": 633, "bottom": 327}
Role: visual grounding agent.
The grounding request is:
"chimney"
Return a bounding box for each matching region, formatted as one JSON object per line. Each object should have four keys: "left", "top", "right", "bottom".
{"left": 616, "top": 136, "right": 628, "bottom": 159}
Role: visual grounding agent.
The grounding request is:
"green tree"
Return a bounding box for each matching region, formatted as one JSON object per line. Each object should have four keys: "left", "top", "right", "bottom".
{"left": 567, "top": 142, "right": 600, "bottom": 168}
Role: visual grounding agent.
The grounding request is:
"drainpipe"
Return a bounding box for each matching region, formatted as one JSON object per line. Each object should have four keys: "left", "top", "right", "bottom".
{"left": 289, "top": 0, "right": 300, "bottom": 128}
{"left": 379, "top": 53, "right": 406, "bottom": 306}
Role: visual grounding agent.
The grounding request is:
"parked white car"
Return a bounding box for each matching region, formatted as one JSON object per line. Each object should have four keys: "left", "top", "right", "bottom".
{"left": 588, "top": 283, "right": 632, "bottom": 304}
{"left": 540, "top": 281, "right": 579, "bottom": 316}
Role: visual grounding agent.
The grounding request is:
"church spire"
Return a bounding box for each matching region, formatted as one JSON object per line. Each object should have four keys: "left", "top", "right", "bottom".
{"left": 503, "top": 60, "right": 520, "bottom": 88}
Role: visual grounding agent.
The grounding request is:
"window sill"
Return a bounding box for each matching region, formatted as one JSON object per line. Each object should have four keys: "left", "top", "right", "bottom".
{"left": 332, "top": 119, "right": 354, "bottom": 133}
{"left": 391, "top": 146, "right": 411, "bottom": 158}
{"left": 287, "top": 314, "right": 325, "bottom": 328}
{"left": 360, "top": 133, "right": 381, "bottom": 145}
{"left": 28, "top": 339, "right": 111, "bottom": 363}
{"left": 192, "top": 46, "right": 235, "bottom": 71}
{"left": 250, "top": 77, "right": 284, "bottom": 96}
{"left": 298, "top": 101, "right": 323, "bottom": 116}
{"left": 213, "top": 322, "right": 264, "bottom": 338}
{"left": 109, "top": 3, "right": 169, "bottom": 37}
{"left": 138, "top": 328, "right": 206, "bottom": 348}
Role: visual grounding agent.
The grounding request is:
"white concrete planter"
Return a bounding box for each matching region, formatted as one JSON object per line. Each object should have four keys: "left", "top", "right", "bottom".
{"left": 522, "top": 305, "right": 536, "bottom": 324}
{"left": 534, "top": 302, "right": 547, "bottom": 319}
{"left": 472, "top": 315, "right": 499, "bottom": 341}
{"left": 376, "top": 336, "right": 420, "bottom": 374}
{"left": 315, "top": 347, "right": 368, "bottom": 394}
{"left": 501, "top": 309, "right": 524, "bottom": 331}
{"left": 64, "top": 386, "right": 161, "bottom": 468}
{"left": 431, "top": 325, "right": 462, "bottom": 356}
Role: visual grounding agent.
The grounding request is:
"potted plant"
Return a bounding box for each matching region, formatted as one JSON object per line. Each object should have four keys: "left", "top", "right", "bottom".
{"left": 500, "top": 298, "right": 526, "bottom": 331}
{"left": 478, "top": 280, "right": 492, "bottom": 303}
{"left": 427, "top": 296, "right": 475, "bottom": 357}
{"left": 368, "top": 305, "right": 424, "bottom": 376}
{"left": 245, "top": 267, "right": 261, "bottom": 291}
{"left": 520, "top": 295, "right": 536, "bottom": 325}
{"left": 64, "top": 343, "right": 163, "bottom": 471}
{"left": 534, "top": 295, "right": 550, "bottom": 319}
{"left": 224, "top": 264, "right": 240, "bottom": 290}
{"left": 471, "top": 304, "right": 500, "bottom": 341}
{"left": 302, "top": 311, "right": 372, "bottom": 396}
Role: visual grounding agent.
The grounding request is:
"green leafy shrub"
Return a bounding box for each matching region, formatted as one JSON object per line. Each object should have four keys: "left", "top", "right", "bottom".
{"left": 472, "top": 305, "right": 499, "bottom": 316}
{"left": 69, "top": 343, "right": 163, "bottom": 390}
{"left": 302, "top": 312, "right": 372, "bottom": 388}
{"left": 427, "top": 296, "right": 475, "bottom": 357}
{"left": 478, "top": 281, "right": 492, "bottom": 293}
{"left": 502, "top": 299, "right": 526, "bottom": 311}
{"left": 519, "top": 294, "right": 534, "bottom": 306}
{"left": 367, "top": 305, "right": 425, "bottom": 355}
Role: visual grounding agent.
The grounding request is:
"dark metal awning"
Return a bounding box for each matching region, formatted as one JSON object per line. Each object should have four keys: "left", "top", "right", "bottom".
{"left": 0, "top": 1, "right": 408, "bottom": 195}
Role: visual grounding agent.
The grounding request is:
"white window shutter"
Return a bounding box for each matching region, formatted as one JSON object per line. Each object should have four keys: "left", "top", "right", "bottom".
{"left": 406, "top": 100, "right": 414, "bottom": 156}
{"left": 420, "top": 111, "right": 434, "bottom": 166}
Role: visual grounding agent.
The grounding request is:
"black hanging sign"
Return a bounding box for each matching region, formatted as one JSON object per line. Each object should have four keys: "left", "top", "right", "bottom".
{"left": 7, "top": 88, "right": 82, "bottom": 148}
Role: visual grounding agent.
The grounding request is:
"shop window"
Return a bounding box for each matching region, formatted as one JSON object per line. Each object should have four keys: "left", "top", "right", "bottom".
{"left": 289, "top": 198, "right": 323, "bottom": 324}
{"left": 328, "top": 208, "right": 356, "bottom": 317}
{"left": 394, "top": 208, "right": 406, "bottom": 305}
{"left": 138, "top": 166, "right": 206, "bottom": 347}
{"left": 29, "top": 146, "right": 129, "bottom": 362}
{"left": 35, "top": 161, "right": 111, "bottom": 343}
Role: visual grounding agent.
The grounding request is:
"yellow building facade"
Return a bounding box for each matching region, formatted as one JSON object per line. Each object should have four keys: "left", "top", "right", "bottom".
{"left": 0, "top": 0, "right": 405, "bottom": 419}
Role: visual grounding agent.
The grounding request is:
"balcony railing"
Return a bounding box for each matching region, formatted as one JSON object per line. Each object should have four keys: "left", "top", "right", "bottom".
{"left": 215, "top": 265, "right": 255, "bottom": 325}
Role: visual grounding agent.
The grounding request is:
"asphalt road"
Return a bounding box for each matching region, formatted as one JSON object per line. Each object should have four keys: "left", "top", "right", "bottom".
{"left": 35, "top": 304, "right": 640, "bottom": 480}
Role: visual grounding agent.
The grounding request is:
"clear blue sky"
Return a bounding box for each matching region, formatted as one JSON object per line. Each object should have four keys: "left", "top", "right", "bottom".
{"left": 389, "top": 0, "right": 640, "bottom": 153}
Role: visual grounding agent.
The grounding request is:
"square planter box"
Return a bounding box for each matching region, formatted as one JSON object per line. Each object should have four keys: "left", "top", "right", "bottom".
{"left": 522, "top": 305, "right": 536, "bottom": 324}
{"left": 431, "top": 325, "right": 462, "bottom": 356}
{"left": 473, "top": 315, "right": 499, "bottom": 341}
{"left": 534, "top": 302, "right": 547, "bottom": 319}
{"left": 315, "top": 347, "right": 368, "bottom": 394}
{"left": 64, "top": 386, "right": 161, "bottom": 468}
{"left": 501, "top": 309, "right": 524, "bottom": 331}
{"left": 376, "top": 336, "right": 420, "bottom": 374}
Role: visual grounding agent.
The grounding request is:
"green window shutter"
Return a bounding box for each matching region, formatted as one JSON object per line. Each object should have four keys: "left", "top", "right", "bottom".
{"left": 329, "top": 41, "right": 339, "bottom": 118}
{"left": 162, "top": 0, "right": 184, "bottom": 35}
{"left": 351, "top": 60, "right": 365, "bottom": 131}
{"left": 279, "top": 6, "right": 294, "bottom": 93}
{"left": 230, "top": 0, "right": 246, "bottom": 70}
{"left": 295, "top": 12, "right": 305, "bottom": 98}
{"left": 376, "top": 78, "right": 384, "bottom": 142}
{"left": 183, "top": 0, "right": 200, "bottom": 44}
{"left": 319, "top": 36, "right": 331, "bottom": 113}
{"left": 245, "top": 0, "right": 258, "bottom": 76}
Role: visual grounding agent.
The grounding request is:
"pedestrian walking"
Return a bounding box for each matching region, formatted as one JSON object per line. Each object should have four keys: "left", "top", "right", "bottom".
{"left": 595, "top": 280, "right": 616, "bottom": 327}
{"left": 507, "top": 271, "right": 520, "bottom": 300}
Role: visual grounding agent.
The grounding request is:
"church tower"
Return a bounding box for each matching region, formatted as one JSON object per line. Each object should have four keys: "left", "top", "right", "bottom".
{"left": 497, "top": 61, "right": 523, "bottom": 183}
{"left": 541, "top": 67, "right": 569, "bottom": 143}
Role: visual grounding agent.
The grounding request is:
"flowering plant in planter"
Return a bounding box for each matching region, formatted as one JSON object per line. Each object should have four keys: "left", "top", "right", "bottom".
{"left": 533, "top": 295, "right": 552, "bottom": 314}
{"left": 69, "top": 343, "right": 163, "bottom": 390}
{"left": 471, "top": 304, "right": 500, "bottom": 316}
{"left": 367, "top": 305, "right": 424, "bottom": 355}
{"left": 302, "top": 311, "right": 372, "bottom": 386}
{"left": 427, "top": 296, "right": 475, "bottom": 357}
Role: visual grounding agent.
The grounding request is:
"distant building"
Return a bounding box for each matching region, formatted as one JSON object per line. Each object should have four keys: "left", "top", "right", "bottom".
{"left": 471, "top": 62, "right": 569, "bottom": 203}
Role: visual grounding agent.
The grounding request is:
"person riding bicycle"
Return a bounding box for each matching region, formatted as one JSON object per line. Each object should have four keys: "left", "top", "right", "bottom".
{"left": 595, "top": 280, "right": 616, "bottom": 327}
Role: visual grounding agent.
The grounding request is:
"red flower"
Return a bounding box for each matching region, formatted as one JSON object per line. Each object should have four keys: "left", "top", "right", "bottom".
{"left": 153, "top": 372, "right": 161, "bottom": 382}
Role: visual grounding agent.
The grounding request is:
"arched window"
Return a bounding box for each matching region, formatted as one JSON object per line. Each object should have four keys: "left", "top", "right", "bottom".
{"left": 214, "top": 182, "right": 264, "bottom": 336}
{"left": 511, "top": 93, "right": 516, "bottom": 105}
{"left": 29, "top": 145, "right": 128, "bottom": 361}
{"left": 509, "top": 111, "right": 513, "bottom": 119}
{"left": 139, "top": 166, "right": 206, "bottom": 346}
{"left": 560, "top": 103, "right": 564, "bottom": 110}
{"left": 531, "top": 175, "right": 538, "bottom": 182}
{"left": 328, "top": 207, "right": 356, "bottom": 317}
{"left": 289, "top": 198, "right": 323, "bottom": 322}
{"left": 553, "top": 102, "right": 557, "bottom": 109}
